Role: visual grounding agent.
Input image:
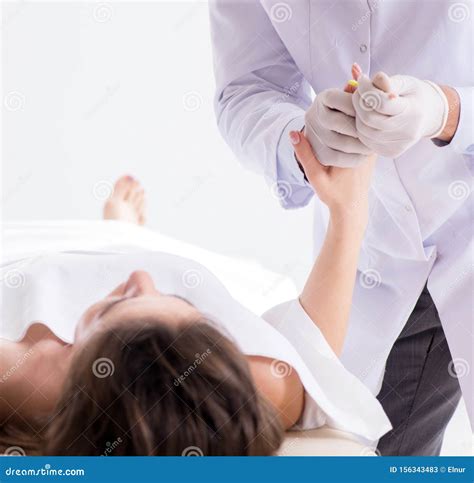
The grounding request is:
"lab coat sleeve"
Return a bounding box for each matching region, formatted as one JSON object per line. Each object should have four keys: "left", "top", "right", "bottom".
{"left": 452, "top": 87, "right": 474, "bottom": 158}
{"left": 209, "top": 0, "right": 314, "bottom": 209}
{"left": 434, "top": 86, "right": 474, "bottom": 161}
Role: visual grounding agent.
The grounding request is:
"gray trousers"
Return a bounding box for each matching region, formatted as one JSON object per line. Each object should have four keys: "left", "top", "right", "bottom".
{"left": 376, "top": 286, "right": 462, "bottom": 456}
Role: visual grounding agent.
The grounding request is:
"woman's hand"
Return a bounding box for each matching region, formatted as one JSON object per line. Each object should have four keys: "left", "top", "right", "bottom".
{"left": 290, "top": 129, "right": 375, "bottom": 228}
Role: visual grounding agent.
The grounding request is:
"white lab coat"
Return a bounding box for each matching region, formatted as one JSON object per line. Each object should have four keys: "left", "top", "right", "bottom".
{"left": 209, "top": 0, "right": 474, "bottom": 426}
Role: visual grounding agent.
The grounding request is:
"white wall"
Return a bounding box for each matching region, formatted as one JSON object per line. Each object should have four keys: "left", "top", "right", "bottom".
{"left": 2, "top": 0, "right": 470, "bottom": 455}
{"left": 2, "top": 0, "right": 314, "bottom": 286}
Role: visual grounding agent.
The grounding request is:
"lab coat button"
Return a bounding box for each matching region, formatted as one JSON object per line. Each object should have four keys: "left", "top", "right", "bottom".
{"left": 404, "top": 204, "right": 412, "bottom": 212}
{"left": 360, "top": 44, "right": 368, "bottom": 53}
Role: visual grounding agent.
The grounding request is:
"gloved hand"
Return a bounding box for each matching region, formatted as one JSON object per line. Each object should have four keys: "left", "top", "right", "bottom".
{"left": 304, "top": 88, "right": 373, "bottom": 168}
{"left": 352, "top": 73, "right": 449, "bottom": 158}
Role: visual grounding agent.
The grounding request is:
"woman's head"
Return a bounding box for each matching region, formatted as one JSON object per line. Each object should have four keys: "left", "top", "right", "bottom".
{"left": 74, "top": 270, "right": 202, "bottom": 345}
{"left": 46, "top": 272, "right": 284, "bottom": 455}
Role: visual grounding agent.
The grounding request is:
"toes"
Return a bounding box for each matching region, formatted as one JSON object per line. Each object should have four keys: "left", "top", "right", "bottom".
{"left": 124, "top": 179, "right": 144, "bottom": 202}
{"left": 137, "top": 193, "right": 146, "bottom": 225}
{"left": 114, "top": 175, "right": 134, "bottom": 199}
{"left": 133, "top": 189, "right": 144, "bottom": 205}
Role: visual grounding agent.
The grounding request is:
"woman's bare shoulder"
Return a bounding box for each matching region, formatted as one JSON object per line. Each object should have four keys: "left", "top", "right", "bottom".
{"left": 247, "top": 355, "right": 304, "bottom": 430}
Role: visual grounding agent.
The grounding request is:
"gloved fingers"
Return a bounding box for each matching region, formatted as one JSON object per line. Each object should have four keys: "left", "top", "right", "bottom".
{"left": 383, "top": 74, "right": 418, "bottom": 96}
{"left": 319, "top": 88, "right": 356, "bottom": 117}
{"left": 321, "top": 127, "right": 374, "bottom": 155}
{"left": 356, "top": 75, "right": 408, "bottom": 116}
{"left": 357, "top": 133, "right": 414, "bottom": 158}
{"left": 353, "top": 90, "right": 411, "bottom": 131}
{"left": 314, "top": 102, "right": 359, "bottom": 138}
{"left": 372, "top": 71, "right": 392, "bottom": 93}
{"left": 355, "top": 116, "right": 419, "bottom": 143}
{"left": 304, "top": 124, "right": 368, "bottom": 167}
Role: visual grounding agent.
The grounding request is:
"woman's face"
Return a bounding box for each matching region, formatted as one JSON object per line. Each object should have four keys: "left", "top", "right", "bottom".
{"left": 74, "top": 270, "right": 201, "bottom": 346}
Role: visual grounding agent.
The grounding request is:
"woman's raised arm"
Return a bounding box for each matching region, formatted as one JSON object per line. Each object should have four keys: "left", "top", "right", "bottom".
{"left": 291, "top": 130, "right": 375, "bottom": 355}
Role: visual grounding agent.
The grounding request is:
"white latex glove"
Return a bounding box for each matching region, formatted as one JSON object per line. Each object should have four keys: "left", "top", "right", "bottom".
{"left": 352, "top": 73, "right": 449, "bottom": 158}
{"left": 304, "top": 88, "right": 373, "bottom": 167}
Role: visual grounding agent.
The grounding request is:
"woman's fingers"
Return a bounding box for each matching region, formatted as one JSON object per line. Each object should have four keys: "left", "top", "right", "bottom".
{"left": 345, "top": 63, "right": 362, "bottom": 93}
{"left": 344, "top": 82, "right": 356, "bottom": 94}
{"left": 352, "top": 63, "right": 362, "bottom": 81}
{"left": 290, "top": 130, "right": 327, "bottom": 186}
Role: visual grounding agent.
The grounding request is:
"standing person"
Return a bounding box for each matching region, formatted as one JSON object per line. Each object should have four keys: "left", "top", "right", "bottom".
{"left": 209, "top": 0, "right": 473, "bottom": 456}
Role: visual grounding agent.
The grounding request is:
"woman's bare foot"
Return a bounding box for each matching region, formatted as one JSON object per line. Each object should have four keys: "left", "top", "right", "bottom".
{"left": 103, "top": 175, "right": 146, "bottom": 225}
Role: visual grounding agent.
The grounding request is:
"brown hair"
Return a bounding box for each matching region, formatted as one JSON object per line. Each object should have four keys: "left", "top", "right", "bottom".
{"left": 0, "top": 420, "right": 44, "bottom": 456}
{"left": 43, "top": 319, "right": 283, "bottom": 456}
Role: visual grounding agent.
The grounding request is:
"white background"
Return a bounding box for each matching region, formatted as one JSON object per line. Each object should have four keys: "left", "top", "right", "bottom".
{"left": 2, "top": 0, "right": 471, "bottom": 455}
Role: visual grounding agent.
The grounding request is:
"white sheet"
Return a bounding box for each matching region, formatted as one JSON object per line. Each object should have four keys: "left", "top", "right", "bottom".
{"left": 0, "top": 220, "right": 391, "bottom": 442}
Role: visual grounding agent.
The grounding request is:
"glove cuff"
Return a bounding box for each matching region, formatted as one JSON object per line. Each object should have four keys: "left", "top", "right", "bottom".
{"left": 424, "top": 81, "right": 449, "bottom": 139}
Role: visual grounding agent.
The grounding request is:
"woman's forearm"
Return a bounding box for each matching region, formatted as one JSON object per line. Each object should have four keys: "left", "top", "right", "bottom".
{"left": 299, "top": 211, "right": 366, "bottom": 355}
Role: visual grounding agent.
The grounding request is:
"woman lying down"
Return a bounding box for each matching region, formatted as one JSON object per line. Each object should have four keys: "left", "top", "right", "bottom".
{"left": 0, "top": 134, "right": 391, "bottom": 456}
